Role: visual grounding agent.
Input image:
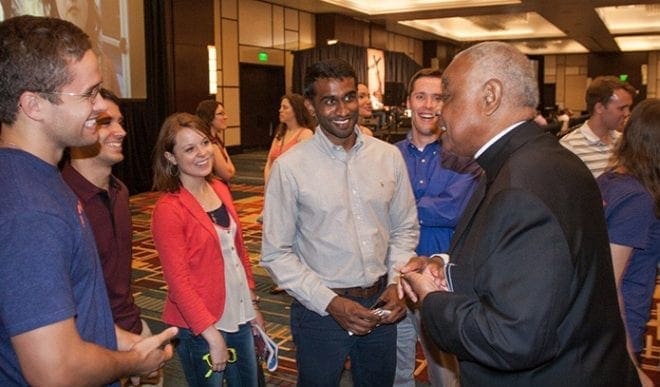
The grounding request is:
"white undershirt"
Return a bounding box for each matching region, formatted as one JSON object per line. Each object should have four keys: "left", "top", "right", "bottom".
{"left": 214, "top": 216, "right": 255, "bottom": 332}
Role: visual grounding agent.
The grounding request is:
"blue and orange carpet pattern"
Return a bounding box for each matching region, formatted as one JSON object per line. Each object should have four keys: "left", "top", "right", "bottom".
{"left": 129, "top": 183, "right": 660, "bottom": 386}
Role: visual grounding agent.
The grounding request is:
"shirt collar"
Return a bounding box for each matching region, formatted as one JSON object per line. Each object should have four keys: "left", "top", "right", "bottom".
{"left": 579, "top": 122, "right": 620, "bottom": 145}
{"left": 61, "top": 163, "right": 116, "bottom": 202}
{"left": 404, "top": 132, "right": 440, "bottom": 153}
{"left": 315, "top": 125, "right": 364, "bottom": 155}
{"left": 474, "top": 121, "right": 526, "bottom": 159}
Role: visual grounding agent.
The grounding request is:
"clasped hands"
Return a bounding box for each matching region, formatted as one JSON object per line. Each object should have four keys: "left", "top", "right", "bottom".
{"left": 326, "top": 284, "right": 405, "bottom": 336}
{"left": 397, "top": 256, "right": 448, "bottom": 305}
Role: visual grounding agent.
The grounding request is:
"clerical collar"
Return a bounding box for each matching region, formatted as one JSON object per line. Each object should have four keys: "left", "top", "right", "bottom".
{"left": 474, "top": 121, "right": 526, "bottom": 159}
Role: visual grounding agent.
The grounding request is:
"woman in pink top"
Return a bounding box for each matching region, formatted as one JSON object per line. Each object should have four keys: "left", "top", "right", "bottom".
{"left": 262, "top": 94, "right": 315, "bottom": 294}
{"left": 263, "top": 93, "right": 315, "bottom": 186}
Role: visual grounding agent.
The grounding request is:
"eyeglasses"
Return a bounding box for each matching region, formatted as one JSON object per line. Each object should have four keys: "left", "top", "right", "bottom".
{"left": 39, "top": 85, "right": 102, "bottom": 103}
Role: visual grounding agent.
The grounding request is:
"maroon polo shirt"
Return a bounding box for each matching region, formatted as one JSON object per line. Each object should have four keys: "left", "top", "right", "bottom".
{"left": 61, "top": 163, "right": 142, "bottom": 334}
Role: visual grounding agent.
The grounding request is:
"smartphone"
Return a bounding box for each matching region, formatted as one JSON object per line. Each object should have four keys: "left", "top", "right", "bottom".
{"left": 370, "top": 299, "right": 391, "bottom": 318}
{"left": 370, "top": 299, "right": 387, "bottom": 310}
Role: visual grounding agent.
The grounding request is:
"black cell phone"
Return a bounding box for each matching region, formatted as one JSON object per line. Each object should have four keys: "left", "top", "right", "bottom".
{"left": 370, "top": 299, "right": 386, "bottom": 310}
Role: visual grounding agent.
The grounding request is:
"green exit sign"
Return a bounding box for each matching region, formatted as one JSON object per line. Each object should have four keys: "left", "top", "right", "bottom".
{"left": 258, "top": 52, "right": 269, "bottom": 62}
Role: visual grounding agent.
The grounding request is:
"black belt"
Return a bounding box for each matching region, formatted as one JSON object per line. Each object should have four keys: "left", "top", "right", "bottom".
{"left": 332, "top": 275, "right": 387, "bottom": 298}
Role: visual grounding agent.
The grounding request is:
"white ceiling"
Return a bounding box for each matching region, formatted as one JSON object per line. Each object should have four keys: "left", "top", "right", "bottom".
{"left": 273, "top": 0, "right": 660, "bottom": 54}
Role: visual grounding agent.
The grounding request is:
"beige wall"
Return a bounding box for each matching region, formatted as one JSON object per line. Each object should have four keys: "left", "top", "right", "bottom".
{"left": 544, "top": 54, "right": 589, "bottom": 113}
{"left": 214, "top": 0, "right": 425, "bottom": 147}
{"left": 546, "top": 51, "right": 660, "bottom": 113}
{"left": 214, "top": 0, "right": 315, "bottom": 146}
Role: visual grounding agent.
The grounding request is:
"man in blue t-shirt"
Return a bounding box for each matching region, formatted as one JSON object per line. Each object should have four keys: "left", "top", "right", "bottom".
{"left": 0, "top": 15, "right": 177, "bottom": 386}
{"left": 394, "top": 68, "right": 480, "bottom": 387}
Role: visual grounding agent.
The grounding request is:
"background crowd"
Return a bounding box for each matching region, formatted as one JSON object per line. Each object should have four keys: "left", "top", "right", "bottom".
{"left": 1, "top": 14, "right": 658, "bottom": 387}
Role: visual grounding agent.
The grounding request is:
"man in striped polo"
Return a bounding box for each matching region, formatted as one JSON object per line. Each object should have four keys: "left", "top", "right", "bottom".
{"left": 560, "top": 76, "right": 635, "bottom": 177}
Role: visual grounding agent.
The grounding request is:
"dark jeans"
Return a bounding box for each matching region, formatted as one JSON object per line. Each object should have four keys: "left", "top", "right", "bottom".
{"left": 290, "top": 293, "right": 396, "bottom": 387}
{"left": 176, "top": 323, "right": 258, "bottom": 387}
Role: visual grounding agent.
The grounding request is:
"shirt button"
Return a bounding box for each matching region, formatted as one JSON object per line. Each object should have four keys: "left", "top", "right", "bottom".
{"left": 421, "top": 159, "right": 426, "bottom": 163}
{"left": 419, "top": 180, "right": 424, "bottom": 184}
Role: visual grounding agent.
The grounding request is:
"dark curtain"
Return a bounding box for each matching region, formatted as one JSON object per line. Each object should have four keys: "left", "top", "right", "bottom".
{"left": 113, "top": 100, "right": 158, "bottom": 194}
{"left": 113, "top": 0, "right": 173, "bottom": 194}
{"left": 292, "top": 43, "right": 421, "bottom": 99}
{"left": 292, "top": 43, "right": 367, "bottom": 94}
{"left": 384, "top": 51, "right": 422, "bottom": 91}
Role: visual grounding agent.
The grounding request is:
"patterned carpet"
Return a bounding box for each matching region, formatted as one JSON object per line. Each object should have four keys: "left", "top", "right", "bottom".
{"left": 129, "top": 182, "right": 660, "bottom": 386}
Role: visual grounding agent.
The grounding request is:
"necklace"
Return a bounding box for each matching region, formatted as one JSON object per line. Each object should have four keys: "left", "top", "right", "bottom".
{"left": 191, "top": 183, "right": 221, "bottom": 212}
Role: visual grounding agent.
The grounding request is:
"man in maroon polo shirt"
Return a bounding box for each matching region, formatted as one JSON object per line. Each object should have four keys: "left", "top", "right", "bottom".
{"left": 62, "top": 88, "right": 162, "bottom": 386}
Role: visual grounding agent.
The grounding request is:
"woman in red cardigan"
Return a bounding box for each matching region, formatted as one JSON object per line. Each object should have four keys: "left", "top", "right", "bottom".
{"left": 151, "top": 113, "right": 264, "bottom": 387}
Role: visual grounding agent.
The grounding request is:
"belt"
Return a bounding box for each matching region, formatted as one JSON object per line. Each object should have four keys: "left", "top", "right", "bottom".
{"left": 331, "top": 275, "right": 387, "bottom": 299}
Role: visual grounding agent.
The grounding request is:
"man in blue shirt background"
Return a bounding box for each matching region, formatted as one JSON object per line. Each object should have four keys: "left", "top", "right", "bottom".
{"left": 394, "top": 68, "right": 480, "bottom": 387}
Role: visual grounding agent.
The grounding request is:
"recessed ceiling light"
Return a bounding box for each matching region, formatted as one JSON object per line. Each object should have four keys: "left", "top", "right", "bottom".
{"left": 596, "top": 4, "right": 660, "bottom": 34}
{"left": 400, "top": 12, "right": 564, "bottom": 41}
{"left": 320, "top": 0, "right": 521, "bottom": 15}
{"left": 614, "top": 35, "right": 660, "bottom": 52}
{"left": 512, "top": 39, "right": 588, "bottom": 54}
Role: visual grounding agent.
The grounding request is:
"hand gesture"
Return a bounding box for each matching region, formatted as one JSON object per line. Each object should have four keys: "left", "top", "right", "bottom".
{"left": 128, "top": 326, "right": 178, "bottom": 380}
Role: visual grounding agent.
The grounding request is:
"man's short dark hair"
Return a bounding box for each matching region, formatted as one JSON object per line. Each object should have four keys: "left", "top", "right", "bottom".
{"left": 407, "top": 68, "right": 443, "bottom": 97}
{"left": 585, "top": 76, "right": 637, "bottom": 114}
{"left": 0, "top": 16, "right": 91, "bottom": 125}
{"left": 303, "top": 58, "right": 357, "bottom": 100}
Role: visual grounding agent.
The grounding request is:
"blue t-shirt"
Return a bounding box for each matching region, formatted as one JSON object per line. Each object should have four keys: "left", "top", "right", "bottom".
{"left": 0, "top": 149, "right": 117, "bottom": 386}
{"left": 597, "top": 171, "right": 659, "bottom": 353}
{"left": 395, "top": 136, "right": 480, "bottom": 255}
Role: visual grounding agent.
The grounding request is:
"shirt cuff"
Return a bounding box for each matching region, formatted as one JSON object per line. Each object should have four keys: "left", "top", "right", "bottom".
{"left": 430, "top": 253, "right": 453, "bottom": 292}
{"left": 430, "top": 253, "right": 450, "bottom": 266}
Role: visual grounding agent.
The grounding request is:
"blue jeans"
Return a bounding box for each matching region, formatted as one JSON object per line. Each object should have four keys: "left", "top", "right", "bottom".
{"left": 290, "top": 294, "right": 396, "bottom": 387}
{"left": 176, "top": 323, "right": 258, "bottom": 387}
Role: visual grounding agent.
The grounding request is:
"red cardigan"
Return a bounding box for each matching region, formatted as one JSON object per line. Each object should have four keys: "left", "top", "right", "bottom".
{"left": 151, "top": 179, "right": 255, "bottom": 335}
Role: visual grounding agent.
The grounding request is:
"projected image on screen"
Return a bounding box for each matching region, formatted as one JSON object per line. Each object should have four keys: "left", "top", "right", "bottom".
{"left": 0, "top": 0, "right": 146, "bottom": 98}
